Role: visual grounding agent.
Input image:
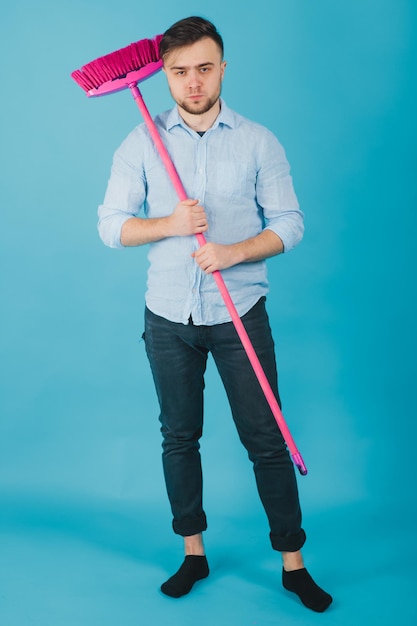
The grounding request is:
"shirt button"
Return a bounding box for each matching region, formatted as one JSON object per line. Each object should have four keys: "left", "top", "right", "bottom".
{"left": 198, "top": 168, "right": 203, "bottom": 174}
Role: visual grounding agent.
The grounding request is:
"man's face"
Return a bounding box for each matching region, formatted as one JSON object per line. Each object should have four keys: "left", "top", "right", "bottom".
{"left": 163, "top": 37, "right": 226, "bottom": 116}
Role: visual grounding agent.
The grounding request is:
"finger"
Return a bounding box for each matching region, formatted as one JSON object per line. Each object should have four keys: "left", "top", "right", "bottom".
{"left": 183, "top": 198, "right": 199, "bottom": 207}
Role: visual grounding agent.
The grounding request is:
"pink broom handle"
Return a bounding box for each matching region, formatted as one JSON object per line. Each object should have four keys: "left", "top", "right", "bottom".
{"left": 129, "top": 84, "right": 307, "bottom": 476}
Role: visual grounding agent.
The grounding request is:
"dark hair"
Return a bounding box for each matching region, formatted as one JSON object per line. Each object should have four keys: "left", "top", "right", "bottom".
{"left": 160, "top": 16, "right": 224, "bottom": 59}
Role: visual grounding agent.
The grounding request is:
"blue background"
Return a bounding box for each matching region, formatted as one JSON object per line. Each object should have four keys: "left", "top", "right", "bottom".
{"left": 1, "top": 1, "right": 416, "bottom": 624}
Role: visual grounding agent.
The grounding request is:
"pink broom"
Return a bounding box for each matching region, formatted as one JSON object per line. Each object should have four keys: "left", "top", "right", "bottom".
{"left": 71, "top": 34, "right": 307, "bottom": 475}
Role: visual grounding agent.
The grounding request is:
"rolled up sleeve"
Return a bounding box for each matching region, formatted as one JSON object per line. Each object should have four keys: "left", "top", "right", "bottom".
{"left": 97, "top": 134, "right": 146, "bottom": 249}
{"left": 257, "top": 131, "right": 304, "bottom": 252}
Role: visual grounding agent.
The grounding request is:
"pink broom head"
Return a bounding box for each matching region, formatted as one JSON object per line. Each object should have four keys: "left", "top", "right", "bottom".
{"left": 71, "top": 34, "right": 163, "bottom": 97}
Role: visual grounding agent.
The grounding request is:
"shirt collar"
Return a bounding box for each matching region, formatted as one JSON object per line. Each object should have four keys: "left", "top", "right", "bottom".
{"left": 166, "top": 98, "right": 235, "bottom": 132}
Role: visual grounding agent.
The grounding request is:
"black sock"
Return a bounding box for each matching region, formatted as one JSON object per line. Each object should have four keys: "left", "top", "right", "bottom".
{"left": 161, "top": 555, "right": 209, "bottom": 598}
{"left": 282, "top": 567, "right": 332, "bottom": 612}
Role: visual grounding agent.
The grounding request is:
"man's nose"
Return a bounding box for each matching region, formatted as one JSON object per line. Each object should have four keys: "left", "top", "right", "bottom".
{"left": 187, "top": 69, "right": 201, "bottom": 88}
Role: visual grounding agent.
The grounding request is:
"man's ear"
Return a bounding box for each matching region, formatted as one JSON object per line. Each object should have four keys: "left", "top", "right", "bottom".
{"left": 221, "top": 60, "right": 227, "bottom": 80}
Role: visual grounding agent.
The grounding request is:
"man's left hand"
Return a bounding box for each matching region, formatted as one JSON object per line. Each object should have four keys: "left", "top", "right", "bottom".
{"left": 192, "top": 242, "right": 239, "bottom": 274}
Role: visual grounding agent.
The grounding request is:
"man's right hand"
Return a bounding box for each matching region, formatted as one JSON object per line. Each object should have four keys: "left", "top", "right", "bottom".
{"left": 120, "top": 199, "right": 208, "bottom": 247}
{"left": 167, "top": 199, "right": 208, "bottom": 237}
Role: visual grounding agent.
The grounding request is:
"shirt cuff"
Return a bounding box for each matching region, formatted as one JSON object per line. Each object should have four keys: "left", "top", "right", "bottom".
{"left": 97, "top": 212, "right": 133, "bottom": 249}
{"left": 265, "top": 214, "right": 304, "bottom": 253}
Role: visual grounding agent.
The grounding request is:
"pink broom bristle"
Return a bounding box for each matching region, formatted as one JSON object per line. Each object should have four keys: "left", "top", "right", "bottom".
{"left": 71, "top": 34, "right": 163, "bottom": 92}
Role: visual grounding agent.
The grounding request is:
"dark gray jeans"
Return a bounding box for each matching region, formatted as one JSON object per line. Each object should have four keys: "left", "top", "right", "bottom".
{"left": 143, "top": 297, "right": 306, "bottom": 552}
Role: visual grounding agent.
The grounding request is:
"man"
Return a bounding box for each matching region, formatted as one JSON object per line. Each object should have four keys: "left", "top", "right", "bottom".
{"left": 98, "top": 16, "right": 332, "bottom": 613}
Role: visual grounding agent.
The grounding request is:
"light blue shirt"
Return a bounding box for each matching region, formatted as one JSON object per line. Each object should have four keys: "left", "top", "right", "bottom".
{"left": 98, "top": 100, "right": 304, "bottom": 325}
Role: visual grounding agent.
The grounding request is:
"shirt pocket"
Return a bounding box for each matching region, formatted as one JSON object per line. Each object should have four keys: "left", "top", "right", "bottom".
{"left": 211, "top": 160, "right": 251, "bottom": 197}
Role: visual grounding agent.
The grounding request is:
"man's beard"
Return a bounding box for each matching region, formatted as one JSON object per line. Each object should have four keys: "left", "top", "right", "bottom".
{"left": 175, "top": 89, "right": 221, "bottom": 116}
